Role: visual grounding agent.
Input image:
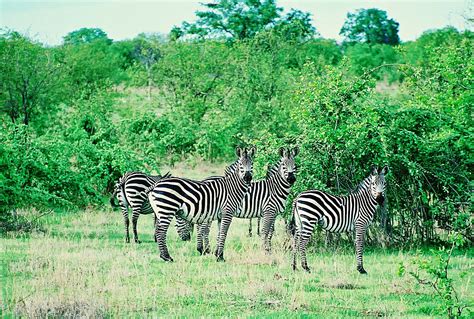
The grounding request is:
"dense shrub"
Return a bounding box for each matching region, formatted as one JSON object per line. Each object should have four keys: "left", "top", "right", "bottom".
{"left": 1, "top": 27, "right": 471, "bottom": 244}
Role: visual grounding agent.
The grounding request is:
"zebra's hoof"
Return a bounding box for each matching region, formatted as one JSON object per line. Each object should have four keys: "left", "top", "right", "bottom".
{"left": 357, "top": 266, "right": 367, "bottom": 274}
{"left": 135, "top": 240, "right": 141, "bottom": 244}
{"left": 125, "top": 238, "right": 130, "bottom": 243}
{"left": 197, "top": 246, "right": 203, "bottom": 255}
{"left": 302, "top": 266, "right": 311, "bottom": 273}
{"left": 248, "top": 232, "right": 252, "bottom": 237}
{"left": 160, "top": 254, "right": 174, "bottom": 262}
{"left": 203, "top": 247, "right": 211, "bottom": 255}
{"left": 216, "top": 253, "right": 225, "bottom": 262}
{"left": 292, "top": 264, "right": 297, "bottom": 271}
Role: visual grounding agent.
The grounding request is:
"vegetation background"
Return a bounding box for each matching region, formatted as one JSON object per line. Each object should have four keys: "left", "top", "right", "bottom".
{"left": 1, "top": 0, "right": 472, "bottom": 317}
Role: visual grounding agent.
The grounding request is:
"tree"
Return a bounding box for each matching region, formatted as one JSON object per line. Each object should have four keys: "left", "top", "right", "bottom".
{"left": 340, "top": 8, "right": 400, "bottom": 45}
{"left": 0, "top": 31, "right": 62, "bottom": 125}
{"left": 175, "top": 0, "right": 282, "bottom": 40}
{"left": 274, "top": 9, "right": 317, "bottom": 42}
{"left": 63, "top": 28, "right": 112, "bottom": 45}
{"left": 132, "top": 34, "right": 163, "bottom": 99}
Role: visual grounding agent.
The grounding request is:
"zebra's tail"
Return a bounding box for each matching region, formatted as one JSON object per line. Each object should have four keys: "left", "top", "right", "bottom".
{"left": 143, "top": 172, "right": 172, "bottom": 196}
{"left": 110, "top": 174, "right": 129, "bottom": 209}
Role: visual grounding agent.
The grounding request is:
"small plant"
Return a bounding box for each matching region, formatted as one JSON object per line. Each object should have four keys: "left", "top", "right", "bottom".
{"left": 400, "top": 233, "right": 471, "bottom": 318}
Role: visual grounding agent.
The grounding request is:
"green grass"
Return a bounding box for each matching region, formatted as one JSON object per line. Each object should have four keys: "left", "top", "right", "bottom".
{"left": 1, "top": 209, "right": 473, "bottom": 318}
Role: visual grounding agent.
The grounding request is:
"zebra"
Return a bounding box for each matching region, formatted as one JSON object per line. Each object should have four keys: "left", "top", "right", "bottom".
{"left": 290, "top": 165, "right": 388, "bottom": 274}
{"left": 110, "top": 172, "right": 193, "bottom": 243}
{"left": 196, "top": 147, "right": 299, "bottom": 255}
{"left": 147, "top": 147, "right": 255, "bottom": 262}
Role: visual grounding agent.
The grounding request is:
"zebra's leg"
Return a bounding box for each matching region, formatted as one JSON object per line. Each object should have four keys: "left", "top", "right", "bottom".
{"left": 175, "top": 216, "right": 191, "bottom": 241}
{"left": 292, "top": 230, "right": 300, "bottom": 271}
{"left": 257, "top": 217, "right": 261, "bottom": 236}
{"left": 197, "top": 223, "right": 211, "bottom": 255}
{"left": 154, "top": 214, "right": 174, "bottom": 262}
{"left": 355, "top": 223, "right": 368, "bottom": 274}
{"left": 214, "top": 218, "right": 222, "bottom": 257}
{"left": 267, "top": 220, "right": 276, "bottom": 253}
{"left": 131, "top": 209, "right": 141, "bottom": 244}
{"left": 196, "top": 223, "right": 203, "bottom": 254}
{"left": 119, "top": 193, "right": 130, "bottom": 243}
{"left": 216, "top": 212, "right": 232, "bottom": 262}
{"left": 153, "top": 214, "right": 158, "bottom": 242}
{"left": 261, "top": 210, "right": 277, "bottom": 254}
{"left": 299, "top": 230, "right": 312, "bottom": 273}
{"left": 248, "top": 219, "right": 253, "bottom": 237}
{"left": 202, "top": 222, "right": 211, "bottom": 254}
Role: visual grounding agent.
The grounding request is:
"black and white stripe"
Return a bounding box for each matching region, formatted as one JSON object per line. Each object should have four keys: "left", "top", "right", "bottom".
{"left": 148, "top": 147, "right": 255, "bottom": 262}
{"left": 197, "top": 147, "right": 299, "bottom": 254}
{"left": 110, "top": 172, "right": 192, "bottom": 243}
{"left": 290, "top": 165, "right": 388, "bottom": 274}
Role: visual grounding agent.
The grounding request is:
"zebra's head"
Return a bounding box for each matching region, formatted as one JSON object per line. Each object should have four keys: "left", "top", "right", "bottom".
{"left": 369, "top": 165, "right": 388, "bottom": 205}
{"left": 235, "top": 146, "right": 255, "bottom": 185}
{"left": 278, "top": 147, "right": 299, "bottom": 185}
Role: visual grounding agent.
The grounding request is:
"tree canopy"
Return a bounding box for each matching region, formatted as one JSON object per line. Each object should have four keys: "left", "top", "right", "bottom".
{"left": 63, "top": 27, "right": 112, "bottom": 45}
{"left": 172, "top": 0, "right": 316, "bottom": 41}
{"left": 340, "top": 8, "right": 400, "bottom": 45}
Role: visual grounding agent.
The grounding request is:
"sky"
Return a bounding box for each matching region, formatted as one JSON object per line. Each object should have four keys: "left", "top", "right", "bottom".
{"left": 1, "top": 0, "right": 472, "bottom": 45}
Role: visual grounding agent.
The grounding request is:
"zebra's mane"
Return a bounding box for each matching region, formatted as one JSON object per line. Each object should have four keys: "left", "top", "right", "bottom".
{"left": 265, "top": 161, "right": 282, "bottom": 180}
{"left": 224, "top": 160, "right": 239, "bottom": 176}
{"left": 352, "top": 176, "right": 371, "bottom": 194}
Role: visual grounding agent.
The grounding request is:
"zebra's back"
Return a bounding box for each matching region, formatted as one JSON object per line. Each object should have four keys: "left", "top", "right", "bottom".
{"left": 149, "top": 177, "right": 227, "bottom": 224}
{"left": 295, "top": 190, "right": 356, "bottom": 233}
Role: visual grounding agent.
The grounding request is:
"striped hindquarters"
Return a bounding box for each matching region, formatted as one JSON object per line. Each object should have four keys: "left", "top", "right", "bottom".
{"left": 148, "top": 177, "right": 228, "bottom": 224}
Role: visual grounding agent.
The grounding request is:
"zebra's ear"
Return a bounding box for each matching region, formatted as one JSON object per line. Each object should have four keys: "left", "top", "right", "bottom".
{"left": 279, "top": 147, "right": 289, "bottom": 157}
{"left": 248, "top": 146, "right": 256, "bottom": 158}
{"left": 235, "top": 147, "right": 242, "bottom": 157}
{"left": 279, "top": 147, "right": 286, "bottom": 157}
{"left": 291, "top": 146, "right": 299, "bottom": 157}
{"left": 371, "top": 165, "right": 378, "bottom": 176}
{"left": 381, "top": 165, "right": 389, "bottom": 175}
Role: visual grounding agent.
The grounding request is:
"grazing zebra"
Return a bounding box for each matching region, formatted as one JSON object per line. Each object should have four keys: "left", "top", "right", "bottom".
{"left": 197, "top": 147, "right": 299, "bottom": 254}
{"left": 110, "top": 172, "right": 192, "bottom": 243}
{"left": 148, "top": 147, "right": 255, "bottom": 262}
{"left": 290, "top": 165, "right": 388, "bottom": 274}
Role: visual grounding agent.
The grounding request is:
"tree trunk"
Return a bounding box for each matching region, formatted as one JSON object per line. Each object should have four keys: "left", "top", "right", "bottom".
{"left": 147, "top": 65, "right": 152, "bottom": 101}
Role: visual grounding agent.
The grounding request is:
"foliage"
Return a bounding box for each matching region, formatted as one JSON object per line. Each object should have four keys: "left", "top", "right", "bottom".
{"left": 1, "top": 23, "right": 471, "bottom": 247}
{"left": 401, "top": 233, "right": 471, "bottom": 318}
{"left": 340, "top": 8, "right": 400, "bottom": 45}
{"left": 174, "top": 0, "right": 316, "bottom": 42}
{"left": 273, "top": 9, "right": 317, "bottom": 42}
{"left": 63, "top": 27, "right": 112, "bottom": 45}
{"left": 0, "top": 31, "right": 63, "bottom": 124}
{"left": 345, "top": 43, "right": 400, "bottom": 81}
{"left": 176, "top": 0, "right": 282, "bottom": 40}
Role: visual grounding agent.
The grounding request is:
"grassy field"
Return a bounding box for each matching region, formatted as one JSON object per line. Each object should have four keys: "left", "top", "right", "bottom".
{"left": 1, "top": 207, "right": 472, "bottom": 318}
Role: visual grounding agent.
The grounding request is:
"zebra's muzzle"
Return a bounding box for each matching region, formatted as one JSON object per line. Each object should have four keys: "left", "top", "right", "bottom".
{"left": 376, "top": 194, "right": 385, "bottom": 205}
{"left": 287, "top": 173, "right": 296, "bottom": 185}
{"left": 244, "top": 172, "right": 252, "bottom": 184}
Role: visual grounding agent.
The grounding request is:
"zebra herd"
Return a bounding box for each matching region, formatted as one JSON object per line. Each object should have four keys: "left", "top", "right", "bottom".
{"left": 111, "top": 146, "right": 388, "bottom": 274}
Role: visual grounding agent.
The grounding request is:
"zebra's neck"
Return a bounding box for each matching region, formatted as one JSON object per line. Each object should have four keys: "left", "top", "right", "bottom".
{"left": 265, "top": 163, "right": 291, "bottom": 199}
{"left": 347, "top": 177, "right": 378, "bottom": 219}
{"left": 224, "top": 168, "right": 249, "bottom": 197}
